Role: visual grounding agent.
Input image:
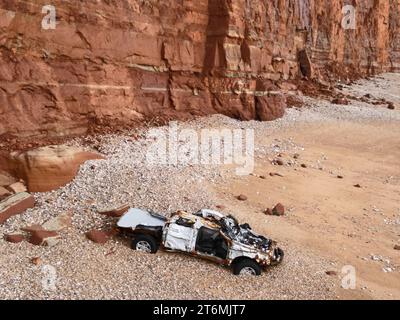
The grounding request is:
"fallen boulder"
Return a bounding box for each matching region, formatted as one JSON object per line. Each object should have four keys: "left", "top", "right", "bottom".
{"left": 98, "top": 205, "right": 129, "bottom": 218}
{"left": 29, "top": 229, "right": 60, "bottom": 247}
{"left": 272, "top": 203, "right": 285, "bottom": 216}
{"left": 237, "top": 194, "right": 248, "bottom": 201}
{"left": 86, "top": 228, "right": 119, "bottom": 244}
{"left": 0, "top": 192, "right": 35, "bottom": 224}
{"left": 8, "top": 145, "right": 104, "bottom": 192}
{"left": 22, "top": 221, "right": 67, "bottom": 247}
{"left": 394, "top": 245, "right": 400, "bottom": 251}
{"left": 4, "top": 234, "right": 24, "bottom": 243}
{"left": 86, "top": 230, "right": 110, "bottom": 244}
{"left": 256, "top": 94, "right": 286, "bottom": 121}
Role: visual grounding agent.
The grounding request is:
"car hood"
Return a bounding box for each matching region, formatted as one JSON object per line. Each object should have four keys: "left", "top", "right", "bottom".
{"left": 220, "top": 216, "right": 274, "bottom": 252}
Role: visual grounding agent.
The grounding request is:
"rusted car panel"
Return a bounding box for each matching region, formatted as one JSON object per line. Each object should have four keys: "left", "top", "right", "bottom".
{"left": 117, "top": 208, "right": 166, "bottom": 229}
{"left": 118, "top": 208, "right": 284, "bottom": 275}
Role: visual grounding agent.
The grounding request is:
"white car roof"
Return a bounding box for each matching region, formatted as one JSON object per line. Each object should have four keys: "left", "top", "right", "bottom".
{"left": 117, "top": 208, "right": 166, "bottom": 229}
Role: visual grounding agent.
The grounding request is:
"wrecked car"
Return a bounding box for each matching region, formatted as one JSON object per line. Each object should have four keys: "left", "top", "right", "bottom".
{"left": 117, "top": 208, "right": 284, "bottom": 276}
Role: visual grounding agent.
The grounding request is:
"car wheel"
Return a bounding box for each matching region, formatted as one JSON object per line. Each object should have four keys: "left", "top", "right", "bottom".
{"left": 232, "top": 259, "right": 262, "bottom": 276}
{"left": 131, "top": 234, "right": 158, "bottom": 254}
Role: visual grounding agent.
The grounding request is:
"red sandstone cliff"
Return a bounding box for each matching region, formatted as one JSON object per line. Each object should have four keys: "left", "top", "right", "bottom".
{"left": 0, "top": 0, "right": 399, "bottom": 138}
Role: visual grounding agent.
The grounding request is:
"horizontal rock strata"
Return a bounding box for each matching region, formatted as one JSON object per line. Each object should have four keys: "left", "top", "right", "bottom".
{"left": 0, "top": 0, "right": 398, "bottom": 138}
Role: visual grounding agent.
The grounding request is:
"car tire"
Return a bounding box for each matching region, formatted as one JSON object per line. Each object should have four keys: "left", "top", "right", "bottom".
{"left": 232, "top": 259, "right": 262, "bottom": 276}
{"left": 131, "top": 234, "right": 159, "bottom": 254}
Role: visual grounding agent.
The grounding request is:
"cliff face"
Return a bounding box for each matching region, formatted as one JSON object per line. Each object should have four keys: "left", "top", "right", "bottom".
{"left": 0, "top": 0, "right": 399, "bottom": 138}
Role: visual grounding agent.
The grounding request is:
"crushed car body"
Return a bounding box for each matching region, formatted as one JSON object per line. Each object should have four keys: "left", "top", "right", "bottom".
{"left": 117, "top": 208, "right": 284, "bottom": 275}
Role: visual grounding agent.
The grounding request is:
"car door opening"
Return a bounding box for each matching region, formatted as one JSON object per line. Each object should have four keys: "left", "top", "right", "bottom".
{"left": 195, "top": 226, "right": 228, "bottom": 259}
